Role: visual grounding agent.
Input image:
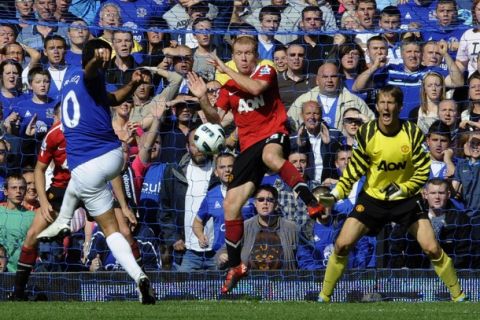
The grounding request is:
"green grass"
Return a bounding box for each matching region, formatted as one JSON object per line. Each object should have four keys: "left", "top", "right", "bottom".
{"left": 1, "top": 301, "right": 480, "bottom": 320}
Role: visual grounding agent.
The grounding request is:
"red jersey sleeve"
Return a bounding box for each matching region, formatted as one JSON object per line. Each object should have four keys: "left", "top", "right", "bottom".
{"left": 253, "top": 64, "right": 276, "bottom": 84}
{"left": 215, "top": 86, "right": 231, "bottom": 112}
{"left": 37, "top": 129, "right": 58, "bottom": 164}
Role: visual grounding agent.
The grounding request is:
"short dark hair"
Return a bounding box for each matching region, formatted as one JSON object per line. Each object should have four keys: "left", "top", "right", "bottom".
{"left": 367, "top": 35, "right": 387, "bottom": 49}
{"left": 428, "top": 120, "right": 452, "bottom": 140}
{"left": 301, "top": 5, "right": 322, "bottom": 20}
{"left": 44, "top": 34, "right": 67, "bottom": 50}
{"left": 215, "top": 152, "right": 235, "bottom": 167}
{"left": 377, "top": 85, "right": 403, "bottom": 106}
{"left": 259, "top": 5, "right": 282, "bottom": 22}
{"left": 4, "top": 173, "right": 26, "bottom": 190}
{"left": 27, "top": 66, "right": 51, "bottom": 84}
{"left": 254, "top": 184, "right": 279, "bottom": 201}
{"left": 193, "top": 17, "right": 212, "bottom": 30}
{"left": 380, "top": 5, "right": 400, "bottom": 17}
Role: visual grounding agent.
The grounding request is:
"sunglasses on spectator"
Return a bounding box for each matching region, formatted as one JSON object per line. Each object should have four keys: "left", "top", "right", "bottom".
{"left": 343, "top": 117, "right": 363, "bottom": 125}
{"left": 256, "top": 197, "right": 275, "bottom": 203}
{"left": 172, "top": 55, "right": 192, "bottom": 62}
{"left": 207, "top": 88, "right": 220, "bottom": 94}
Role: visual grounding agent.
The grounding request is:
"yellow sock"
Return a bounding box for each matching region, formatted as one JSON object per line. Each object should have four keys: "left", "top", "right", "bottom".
{"left": 320, "top": 252, "right": 349, "bottom": 299}
{"left": 431, "top": 250, "right": 462, "bottom": 299}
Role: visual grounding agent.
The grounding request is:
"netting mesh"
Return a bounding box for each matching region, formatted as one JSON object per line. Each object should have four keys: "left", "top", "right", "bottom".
{"left": 0, "top": 0, "right": 479, "bottom": 302}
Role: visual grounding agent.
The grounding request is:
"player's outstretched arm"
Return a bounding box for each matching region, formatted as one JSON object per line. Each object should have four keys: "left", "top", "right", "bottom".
{"left": 187, "top": 71, "right": 223, "bottom": 124}
{"left": 34, "top": 160, "right": 55, "bottom": 223}
{"left": 108, "top": 69, "right": 147, "bottom": 107}
{"left": 207, "top": 53, "right": 270, "bottom": 96}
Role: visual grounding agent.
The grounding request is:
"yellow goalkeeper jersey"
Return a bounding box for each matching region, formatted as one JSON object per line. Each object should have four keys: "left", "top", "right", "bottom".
{"left": 334, "top": 120, "right": 431, "bottom": 201}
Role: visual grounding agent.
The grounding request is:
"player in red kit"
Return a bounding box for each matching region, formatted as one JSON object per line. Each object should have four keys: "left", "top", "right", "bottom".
{"left": 187, "top": 36, "right": 325, "bottom": 293}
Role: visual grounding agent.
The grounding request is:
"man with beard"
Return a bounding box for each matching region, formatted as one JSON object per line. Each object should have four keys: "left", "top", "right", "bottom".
{"left": 159, "top": 128, "right": 214, "bottom": 270}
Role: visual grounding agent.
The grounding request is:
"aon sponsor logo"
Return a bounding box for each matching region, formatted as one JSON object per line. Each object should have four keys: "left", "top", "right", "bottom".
{"left": 238, "top": 95, "right": 265, "bottom": 113}
{"left": 377, "top": 160, "right": 406, "bottom": 171}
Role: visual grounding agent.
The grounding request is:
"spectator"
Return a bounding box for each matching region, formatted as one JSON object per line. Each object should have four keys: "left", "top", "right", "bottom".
{"left": 288, "top": 6, "right": 334, "bottom": 75}
{"left": 294, "top": 100, "right": 342, "bottom": 182}
{"left": 105, "top": 30, "right": 139, "bottom": 91}
{"left": 460, "top": 72, "right": 480, "bottom": 129}
{"left": 378, "top": 5, "right": 402, "bottom": 65}
{"left": 438, "top": 99, "right": 461, "bottom": 147}
{"left": 4, "top": 42, "right": 42, "bottom": 79}
{"left": 422, "top": 0, "right": 465, "bottom": 59}
{"left": 159, "top": 95, "right": 202, "bottom": 165}
{"left": 97, "top": 3, "right": 142, "bottom": 57}
{"left": 191, "top": 18, "right": 217, "bottom": 82}
{"left": 15, "top": 0, "right": 35, "bottom": 29}
{"left": 134, "top": 18, "right": 170, "bottom": 68}
{"left": 21, "top": 169, "right": 39, "bottom": 211}
{"left": 42, "top": 34, "right": 68, "bottom": 100}
{"left": 277, "top": 148, "right": 321, "bottom": 226}
{"left": 0, "top": 173, "right": 35, "bottom": 272}
{"left": 339, "top": 107, "right": 368, "bottom": 148}
{"left": 289, "top": 62, "right": 373, "bottom": 131}
{"left": 354, "top": 0, "right": 378, "bottom": 49}
{"left": 247, "top": 0, "right": 337, "bottom": 45}
{"left": 242, "top": 184, "right": 298, "bottom": 270}
{"left": 54, "top": 0, "right": 80, "bottom": 22}
{"left": 273, "top": 45, "right": 288, "bottom": 72}
{"left": 330, "top": 42, "right": 368, "bottom": 100}
{"left": 388, "top": 178, "right": 473, "bottom": 268}
{"left": 65, "top": 19, "right": 90, "bottom": 67}
{"left": 9, "top": 67, "right": 56, "bottom": 138}
{"left": 256, "top": 5, "right": 284, "bottom": 60}
{"left": 0, "top": 243, "right": 7, "bottom": 272}
{"left": 452, "top": 133, "right": 480, "bottom": 217}
{"left": 353, "top": 39, "right": 463, "bottom": 120}
{"left": 277, "top": 44, "right": 315, "bottom": 108}
{"left": 0, "top": 24, "right": 18, "bottom": 50}
{"left": 455, "top": 0, "right": 480, "bottom": 77}
{"left": 0, "top": 139, "right": 9, "bottom": 203}
{"left": 397, "top": 0, "right": 438, "bottom": 29}
{"left": 409, "top": 71, "right": 445, "bottom": 133}
{"left": 426, "top": 120, "right": 456, "bottom": 179}
{"left": 0, "top": 59, "right": 25, "bottom": 113}
{"left": 129, "top": 67, "right": 182, "bottom": 130}
{"left": 17, "top": 0, "right": 69, "bottom": 51}
{"left": 92, "top": 0, "right": 171, "bottom": 44}
{"left": 159, "top": 128, "right": 214, "bottom": 270}
{"left": 162, "top": 45, "right": 194, "bottom": 95}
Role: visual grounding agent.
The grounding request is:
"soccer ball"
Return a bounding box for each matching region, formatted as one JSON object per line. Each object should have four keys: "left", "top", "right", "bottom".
{"left": 194, "top": 123, "right": 226, "bottom": 154}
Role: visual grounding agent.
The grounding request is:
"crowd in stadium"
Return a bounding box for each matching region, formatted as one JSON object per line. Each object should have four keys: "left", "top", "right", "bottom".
{"left": 0, "top": 0, "right": 480, "bottom": 286}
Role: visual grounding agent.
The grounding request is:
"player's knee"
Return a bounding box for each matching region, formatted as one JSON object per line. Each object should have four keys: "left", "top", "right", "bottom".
{"left": 25, "top": 227, "right": 39, "bottom": 246}
{"left": 422, "top": 243, "right": 442, "bottom": 259}
{"left": 261, "top": 152, "right": 282, "bottom": 172}
{"left": 334, "top": 241, "right": 352, "bottom": 256}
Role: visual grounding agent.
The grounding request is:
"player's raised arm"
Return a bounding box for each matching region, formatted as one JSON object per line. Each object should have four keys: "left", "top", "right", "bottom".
{"left": 108, "top": 69, "right": 148, "bottom": 107}
{"left": 187, "top": 71, "right": 224, "bottom": 124}
{"left": 207, "top": 52, "right": 269, "bottom": 96}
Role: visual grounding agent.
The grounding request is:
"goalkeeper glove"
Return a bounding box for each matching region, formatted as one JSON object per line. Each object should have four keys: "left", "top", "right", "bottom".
{"left": 383, "top": 183, "right": 405, "bottom": 200}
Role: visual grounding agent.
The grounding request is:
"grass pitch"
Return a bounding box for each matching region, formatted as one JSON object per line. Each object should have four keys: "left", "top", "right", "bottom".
{"left": 1, "top": 301, "right": 479, "bottom": 320}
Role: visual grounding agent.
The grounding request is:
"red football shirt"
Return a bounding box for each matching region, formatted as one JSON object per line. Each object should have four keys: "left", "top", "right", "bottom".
{"left": 216, "top": 64, "right": 288, "bottom": 152}
{"left": 37, "top": 121, "right": 71, "bottom": 188}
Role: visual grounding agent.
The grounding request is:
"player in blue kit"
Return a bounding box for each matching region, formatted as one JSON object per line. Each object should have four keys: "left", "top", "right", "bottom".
{"left": 36, "top": 39, "right": 155, "bottom": 304}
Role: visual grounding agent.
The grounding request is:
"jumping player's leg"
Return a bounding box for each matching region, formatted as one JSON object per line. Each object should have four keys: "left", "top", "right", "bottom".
{"left": 319, "top": 217, "right": 369, "bottom": 302}
{"left": 409, "top": 219, "right": 465, "bottom": 301}
{"left": 223, "top": 181, "right": 256, "bottom": 268}
{"left": 262, "top": 141, "right": 324, "bottom": 217}
{"left": 114, "top": 208, "right": 142, "bottom": 268}
{"left": 221, "top": 182, "right": 255, "bottom": 293}
{"left": 12, "top": 212, "right": 50, "bottom": 299}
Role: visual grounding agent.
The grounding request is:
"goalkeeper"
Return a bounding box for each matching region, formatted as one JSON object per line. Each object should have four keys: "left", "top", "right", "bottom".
{"left": 318, "top": 85, "right": 467, "bottom": 302}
